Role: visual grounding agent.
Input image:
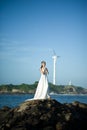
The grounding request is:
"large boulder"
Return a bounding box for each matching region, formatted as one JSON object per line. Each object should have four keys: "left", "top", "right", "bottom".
{"left": 0, "top": 99, "right": 87, "bottom": 130}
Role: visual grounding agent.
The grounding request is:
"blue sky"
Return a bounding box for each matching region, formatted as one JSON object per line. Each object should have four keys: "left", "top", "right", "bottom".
{"left": 0, "top": 0, "right": 87, "bottom": 88}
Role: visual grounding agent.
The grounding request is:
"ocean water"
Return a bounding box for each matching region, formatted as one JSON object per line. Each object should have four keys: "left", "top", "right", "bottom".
{"left": 0, "top": 94, "right": 87, "bottom": 108}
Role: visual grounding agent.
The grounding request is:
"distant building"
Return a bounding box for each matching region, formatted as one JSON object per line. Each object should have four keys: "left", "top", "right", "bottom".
{"left": 68, "top": 80, "right": 72, "bottom": 86}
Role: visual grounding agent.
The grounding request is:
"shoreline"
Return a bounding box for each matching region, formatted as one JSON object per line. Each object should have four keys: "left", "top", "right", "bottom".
{"left": 0, "top": 92, "right": 87, "bottom": 95}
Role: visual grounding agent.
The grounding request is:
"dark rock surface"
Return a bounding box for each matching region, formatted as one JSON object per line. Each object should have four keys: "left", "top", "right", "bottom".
{"left": 0, "top": 99, "right": 87, "bottom": 130}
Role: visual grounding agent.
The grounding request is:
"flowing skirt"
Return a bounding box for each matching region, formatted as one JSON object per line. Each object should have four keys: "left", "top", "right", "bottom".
{"left": 25, "top": 74, "right": 50, "bottom": 101}
{"left": 34, "top": 74, "right": 49, "bottom": 99}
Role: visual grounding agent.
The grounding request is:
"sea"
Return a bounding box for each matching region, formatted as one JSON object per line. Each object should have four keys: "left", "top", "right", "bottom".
{"left": 0, "top": 94, "right": 87, "bottom": 108}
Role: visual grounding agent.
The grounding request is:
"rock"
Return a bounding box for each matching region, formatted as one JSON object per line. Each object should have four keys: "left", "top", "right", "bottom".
{"left": 0, "top": 99, "right": 87, "bottom": 130}
{"left": 64, "top": 113, "right": 72, "bottom": 121}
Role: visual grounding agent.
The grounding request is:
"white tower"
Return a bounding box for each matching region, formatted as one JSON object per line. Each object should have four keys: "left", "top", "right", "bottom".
{"left": 52, "top": 51, "right": 59, "bottom": 85}
{"left": 69, "top": 80, "right": 72, "bottom": 86}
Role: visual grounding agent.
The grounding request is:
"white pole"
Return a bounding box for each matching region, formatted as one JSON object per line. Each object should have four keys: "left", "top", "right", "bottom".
{"left": 52, "top": 56, "right": 57, "bottom": 85}
{"left": 53, "top": 58, "right": 55, "bottom": 84}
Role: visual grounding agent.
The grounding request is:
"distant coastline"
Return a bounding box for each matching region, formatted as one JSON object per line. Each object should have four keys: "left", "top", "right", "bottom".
{"left": 0, "top": 82, "right": 87, "bottom": 95}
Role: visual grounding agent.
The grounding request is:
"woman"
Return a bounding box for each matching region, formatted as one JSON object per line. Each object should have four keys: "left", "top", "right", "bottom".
{"left": 26, "top": 61, "right": 50, "bottom": 101}
{"left": 34, "top": 61, "right": 50, "bottom": 99}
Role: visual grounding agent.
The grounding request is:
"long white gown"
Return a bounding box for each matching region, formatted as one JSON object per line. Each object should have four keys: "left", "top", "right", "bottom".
{"left": 25, "top": 73, "right": 50, "bottom": 101}
{"left": 34, "top": 73, "right": 49, "bottom": 99}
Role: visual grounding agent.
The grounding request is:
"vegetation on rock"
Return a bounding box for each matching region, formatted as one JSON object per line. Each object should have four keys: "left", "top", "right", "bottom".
{"left": 0, "top": 82, "right": 87, "bottom": 94}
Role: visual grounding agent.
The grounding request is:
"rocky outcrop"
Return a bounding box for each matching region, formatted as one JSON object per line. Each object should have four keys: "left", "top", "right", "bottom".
{"left": 0, "top": 99, "right": 87, "bottom": 130}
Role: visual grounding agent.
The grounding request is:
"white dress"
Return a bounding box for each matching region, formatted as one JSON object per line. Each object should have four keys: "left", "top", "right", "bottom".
{"left": 25, "top": 72, "right": 50, "bottom": 101}
{"left": 34, "top": 73, "right": 49, "bottom": 99}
